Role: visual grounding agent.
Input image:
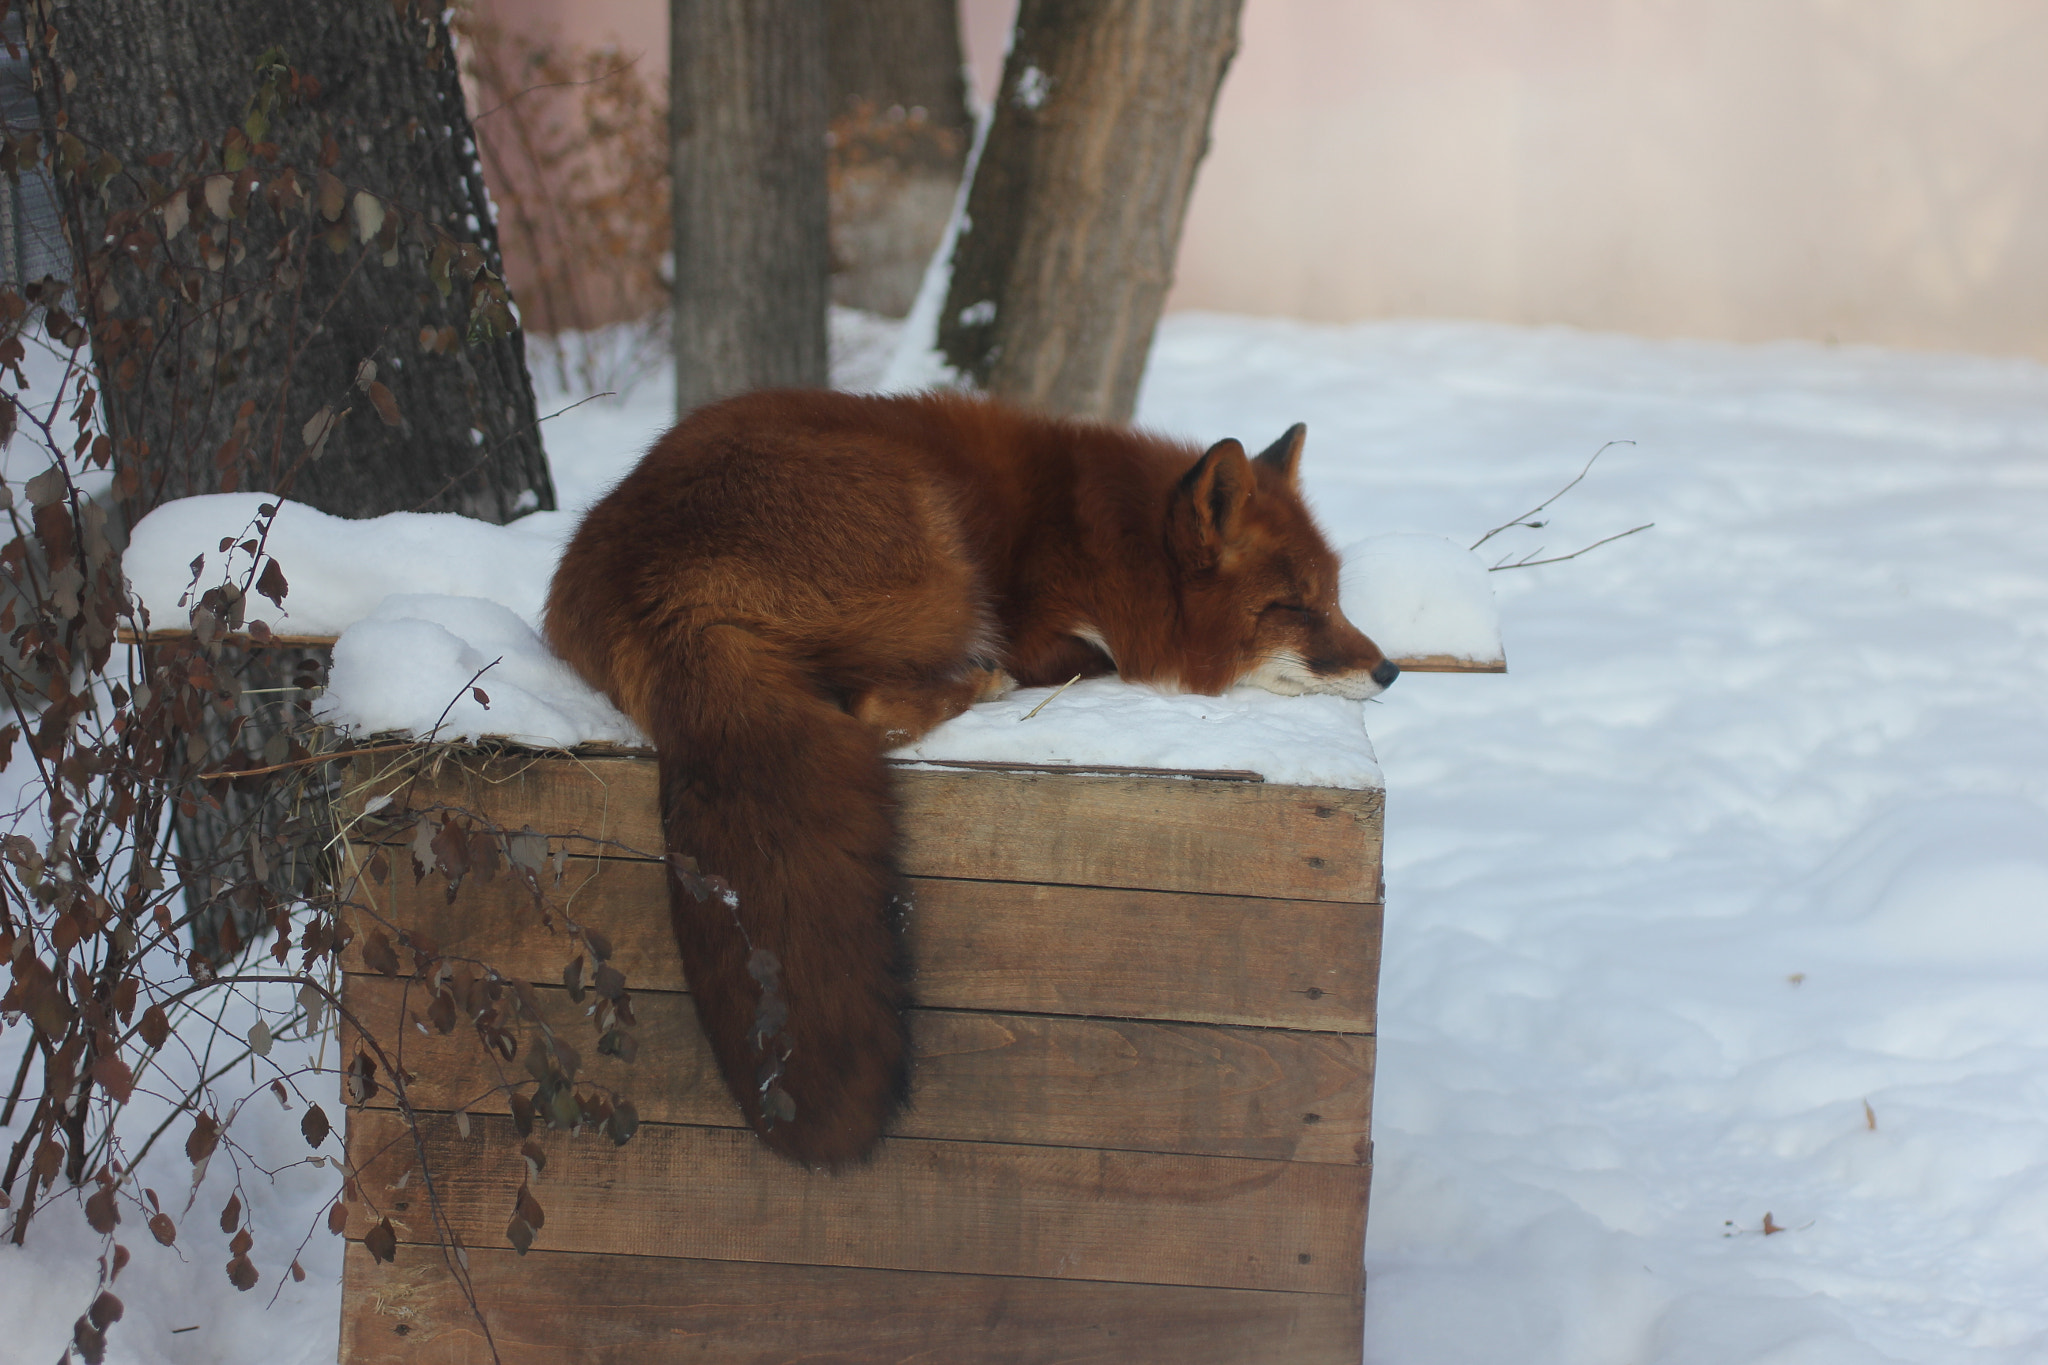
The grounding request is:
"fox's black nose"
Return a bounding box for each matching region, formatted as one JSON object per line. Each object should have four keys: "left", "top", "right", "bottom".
{"left": 1371, "top": 659, "right": 1400, "bottom": 688}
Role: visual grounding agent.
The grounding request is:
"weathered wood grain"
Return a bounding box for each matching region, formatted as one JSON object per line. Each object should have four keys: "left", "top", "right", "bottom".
{"left": 341, "top": 755, "right": 1384, "bottom": 902}
{"left": 338, "top": 851, "right": 1380, "bottom": 1033}
{"left": 343, "top": 975, "right": 1373, "bottom": 1164}
{"left": 345, "top": 1109, "right": 1369, "bottom": 1296}
{"left": 1393, "top": 654, "right": 1505, "bottom": 673}
{"left": 907, "top": 878, "right": 1380, "bottom": 1031}
{"left": 338, "top": 1242, "right": 1367, "bottom": 1364}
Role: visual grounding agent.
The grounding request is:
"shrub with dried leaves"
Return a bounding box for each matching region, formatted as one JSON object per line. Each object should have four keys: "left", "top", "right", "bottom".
{"left": 1, "top": 32, "right": 645, "bottom": 1365}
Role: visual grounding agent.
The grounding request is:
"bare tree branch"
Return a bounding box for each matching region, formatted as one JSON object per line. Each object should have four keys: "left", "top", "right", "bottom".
{"left": 1471, "top": 440, "right": 1637, "bottom": 553}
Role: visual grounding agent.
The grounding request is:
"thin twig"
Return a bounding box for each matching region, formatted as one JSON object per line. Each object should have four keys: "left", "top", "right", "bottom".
{"left": 471, "top": 60, "right": 641, "bottom": 123}
{"left": 1489, "top": 522, "right": 1654, "bottom": 571}
{"left": 1, "top": 1033, "right": 34, "bottom": 1128}
{"left": 196, "top": 740, "right": 416, "bottom": 783}
{"left": 1020, "top": 674, "right": 1083, "bottom": 721}
{"left": 400, "top": 392, "right": 610, "bottom": 516}
{"left": 1470, "top": 440, "right": 1636, "bottom": 552}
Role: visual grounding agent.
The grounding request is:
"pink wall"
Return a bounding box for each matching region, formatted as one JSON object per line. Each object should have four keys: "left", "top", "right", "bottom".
{"left": 1168, "top": 0, "right": 2048, "bottom": 357}
{"left": 477, "top": 0, "right": 2048, "bottom": 359}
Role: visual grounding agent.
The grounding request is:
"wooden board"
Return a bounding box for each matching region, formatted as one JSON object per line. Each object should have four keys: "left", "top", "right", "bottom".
{"left": 339, "top": 1242, "right": 1366, "bottom": 1365}
{"left": 338, "top": 851, "right": 1380, "bottom": 1033}
{"left": 341, "top": 756, "right": 1384, "bottom": 903}
{"left": 1393, "top": 654, "right": 1505, "bottom": 673}
{"left": 344, "top": 975, "right": 1373, "bottom": 1165}
{"left": 346, "top": 1109, "right": 1368, "bottom": 1297}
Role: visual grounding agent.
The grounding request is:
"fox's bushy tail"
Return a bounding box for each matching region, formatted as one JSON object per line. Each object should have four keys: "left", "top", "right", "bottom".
{"left": 646, "top": 624, "right": 910, "bottom": 1168}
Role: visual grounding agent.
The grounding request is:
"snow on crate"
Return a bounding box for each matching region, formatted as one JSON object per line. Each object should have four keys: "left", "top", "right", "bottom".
{"left": 319, "top": 595, "right": 646, "bottom": 750}
{"left": 317, "top": 595, "right": 1379, "bottom": 785}
{"left": 118, "top": 492, "right": 1475, "bottom": 786}
{"left": 890, "top": 678, "right": 1382, "bottom": 789}
{"left": 123, "top": 492, "right": 579, "bottom": 636}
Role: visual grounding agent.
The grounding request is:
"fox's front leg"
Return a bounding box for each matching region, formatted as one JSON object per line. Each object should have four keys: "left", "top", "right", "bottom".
{"left": 851, "top": 663, "right": 1015, "bottom": 747}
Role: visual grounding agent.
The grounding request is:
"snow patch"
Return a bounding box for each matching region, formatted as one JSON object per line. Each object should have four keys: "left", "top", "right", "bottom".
{"left": 892, "top": 677, "right": 1382, "bottom": 789}
{"left": 1013, "top": 64, "right": 1051, "bottom": 109}
{"left": 124, "top": 493, "right": 575, "bottom": 636}
{"left": 1340, "top": 533, "right": 1503, "bottom": 664}
{"left": 316, "top": 594, "right": 644, "bottom": 748}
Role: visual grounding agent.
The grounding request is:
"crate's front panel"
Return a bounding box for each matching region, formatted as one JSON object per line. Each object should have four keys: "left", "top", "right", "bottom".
{"left": 339, "top": 850, "right": 1381, "bottom": 1033}
{"left": 339, "top": 1244, "right": 1367, "bottom": 1365}
{"left": 344, "top": 974, "right": 1374, "bottom": 1163}
{"left": 338, "top": 754, "right": 1381, "bottom": 1363}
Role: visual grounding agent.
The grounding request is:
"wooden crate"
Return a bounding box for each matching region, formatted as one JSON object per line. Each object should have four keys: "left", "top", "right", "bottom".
{"left": 334, "top": 751, "right": 1382, "bottom": 1364}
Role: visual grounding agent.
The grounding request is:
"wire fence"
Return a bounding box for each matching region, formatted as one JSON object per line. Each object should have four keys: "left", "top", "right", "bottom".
{"left": 0, "top": 15, "right": 68, "bottom": 286}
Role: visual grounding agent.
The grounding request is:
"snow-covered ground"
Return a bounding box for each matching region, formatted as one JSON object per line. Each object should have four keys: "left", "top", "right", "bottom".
{"left": 8, "top": 312, "right": 2048, "bottom": 1362}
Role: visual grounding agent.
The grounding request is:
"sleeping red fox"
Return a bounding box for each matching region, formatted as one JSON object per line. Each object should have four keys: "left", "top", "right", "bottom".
{"left": 545, "top": 389, "right": 1396, "bottom": 1167}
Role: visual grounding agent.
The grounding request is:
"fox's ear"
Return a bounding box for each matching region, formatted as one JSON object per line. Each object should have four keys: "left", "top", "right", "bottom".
{"left": 1172, "top": 438, "right": 1253, "bottom": 564}
{"left": 1253, "top": 423, "right": 1306, "bottom": 487}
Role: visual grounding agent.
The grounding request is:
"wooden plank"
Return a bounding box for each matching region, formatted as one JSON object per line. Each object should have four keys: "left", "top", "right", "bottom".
{"left": 339, "top": 1242, "right": 1365, "bottom": 1364}
{"left": 338, "top": 851, "right": 1380, "bottom": 1033}
{"left": 118, "top": 626, "right": 338, "bottom": 649}
{"left": 341, "top": 755, "right": 1383, "bottom": 902}
{"left": 344, "top": 1109, "right": 1369, "bottom": 1296}
{"left": 909, "top": 879, "right": 1379, "bottom": 1031}
{"left": 1393, "top": 654, "right": 1505, "bottom": 673}
{"left": 895, "top": 757, "right": 1263, "bottom": 781}
{"left": 344, "top": 975, "right": 1373, "bottom": 1164}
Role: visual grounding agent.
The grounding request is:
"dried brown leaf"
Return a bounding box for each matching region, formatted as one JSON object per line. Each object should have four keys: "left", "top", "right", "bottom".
{"left": 364, "top": 1218, "right": 397, "bottom": 1264}
{"left": 138, "top": 1005, "right": 169, "bottom": 1050}
{"left": 185, "top": 1114, "right": 219, "bottom": 1166}
{"left": 85, "top": 1185, "right": 119, "bottom": 1234}
{"left": 254, "top": 558, "right": 289, "bottom": 610}
{"left": 91, "top": 1054, "right": 134, "bottom": 1105}
{"left": 361, "top": 929, "right": 399, "bottom": 976}
{"left": 366, "top": 380, "right": 400, "bottom": 427}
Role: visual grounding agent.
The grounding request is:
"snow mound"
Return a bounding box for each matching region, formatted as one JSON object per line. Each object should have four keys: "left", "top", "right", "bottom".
{"left": 316, "top": 595, "right": 644, "bottom": 749}
{"left": 123, "top": 492, "right": 576, "bottom": 636}
{"left": 1795, "top": 796, "right": 2048, "bottom": 968}
{"left": 1340, "top": 533, "right": 1502, "bottom": 665}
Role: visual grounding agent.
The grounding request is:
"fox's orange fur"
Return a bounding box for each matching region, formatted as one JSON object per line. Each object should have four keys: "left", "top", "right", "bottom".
{"left": 544, "top": 389, "right": 1396, "bottom": 1167}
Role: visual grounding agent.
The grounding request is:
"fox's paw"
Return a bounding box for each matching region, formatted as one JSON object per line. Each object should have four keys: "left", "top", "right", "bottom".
{"left": 970, "top": 666, "right": 1018, "bottom": 703}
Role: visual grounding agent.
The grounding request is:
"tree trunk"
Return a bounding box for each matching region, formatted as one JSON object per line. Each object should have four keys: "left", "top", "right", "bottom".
{"left": 671, "top": 0, "right": 829, "bottom": 412}
{"left": 938, "top": 0, "right": 1242, "bottom": 422}
{"left": 30, "top": 0, "right": 556, "bottom": 525}
{"left": 29, "top": 0, "right": 556, "bottom": 958}
{"left": 824, "top": 0, "right": 971, "bottom": 317}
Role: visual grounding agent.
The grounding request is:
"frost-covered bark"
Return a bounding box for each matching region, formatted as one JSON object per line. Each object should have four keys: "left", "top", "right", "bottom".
{"left": 671, "top": 0, "right": 829, "bottom": 411}
{"left": 29, "top": 0, "right": 554, "bottom": 525}
{"left": 938, "top": 0, "right": 1242, "bottom": 422}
